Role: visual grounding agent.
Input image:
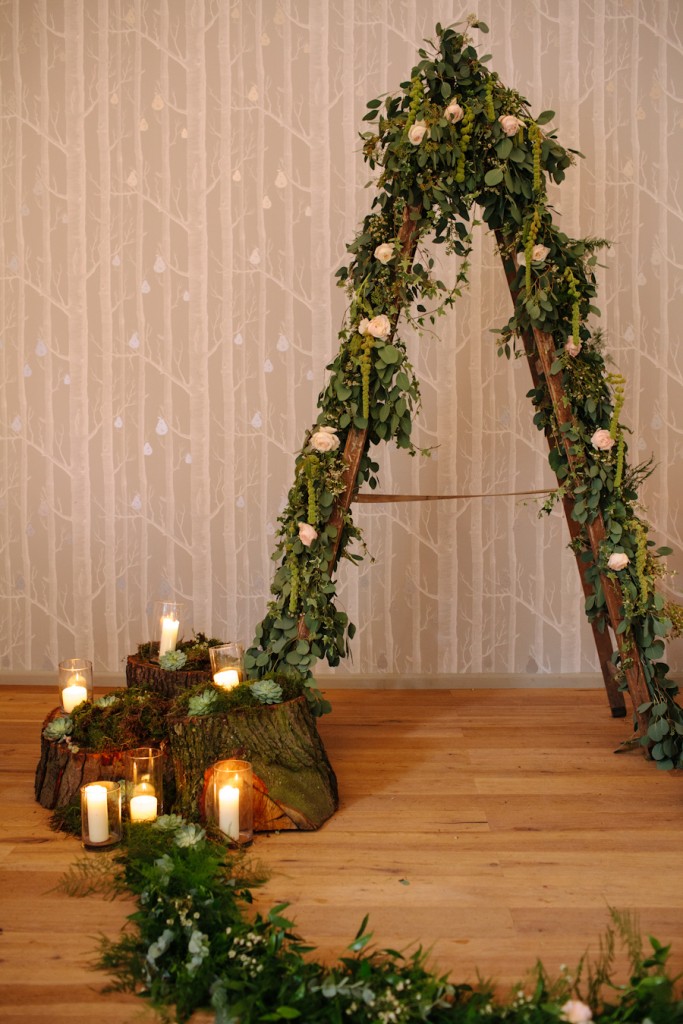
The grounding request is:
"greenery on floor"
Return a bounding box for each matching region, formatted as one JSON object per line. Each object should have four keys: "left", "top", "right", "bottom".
{"left": 62, "top": 819, "right": 682, "bottom": 1024}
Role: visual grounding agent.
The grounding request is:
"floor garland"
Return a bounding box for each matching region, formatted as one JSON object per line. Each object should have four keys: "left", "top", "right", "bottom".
{"left": 61, "top": 816, "right": 682, "bottom": 1024}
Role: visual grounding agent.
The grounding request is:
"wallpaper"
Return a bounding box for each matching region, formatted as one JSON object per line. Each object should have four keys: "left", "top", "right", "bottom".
{"left": 1, "top": 0, "right": 681, "bottom": 680}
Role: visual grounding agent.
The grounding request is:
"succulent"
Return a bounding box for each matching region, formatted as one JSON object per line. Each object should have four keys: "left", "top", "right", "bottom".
{"left": 95, "top": 693, "right": 120, "bottom": 708}
{"left": 174, "top": 823, "right": 206, "bottom": 848}
{"left": 187, "top": 688, "right": 219, "bottom": 717}
{"left": 43, "top": 716, "right": 74, "bottom": 741}
{"left": 152, "top": 813, "right": 186, "bottom": 833}
{"left": 159, "top": 650, "right": 188, "bottom": 671}
{"left": 250, "top": 679, "right": 283, "bottom": 705}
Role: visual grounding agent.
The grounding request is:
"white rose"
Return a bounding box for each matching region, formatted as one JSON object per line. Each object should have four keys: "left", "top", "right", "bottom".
{"left": 499, "top": 114, "right": 524, "bottom": 136}
{"left": 408, "top": 121, "right": 428, "bottom": 145}
{"left": 363, "top": 314, "right": 391, "bottom": 340}
{"left": 444, "top": 101, "right": 464, "bottom": 124}
{"left": 565, "top": 337, "right": 581, "bottom": 357}
{"left": 373, "top": 243, "right": 394, "bottom": 264}
{"left": 309, "top": 427, "right": 340, "bottom": 452}
{"left": 560, "top": 999, "right": 593, "bottom": 1024}
{"left": 607, "top": 552, "right": 630, "bottom": 571}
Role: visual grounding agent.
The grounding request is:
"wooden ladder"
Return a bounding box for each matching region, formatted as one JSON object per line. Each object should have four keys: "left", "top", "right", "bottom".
{"left": 314, "top": 209, "right": 651, "bottom": 732}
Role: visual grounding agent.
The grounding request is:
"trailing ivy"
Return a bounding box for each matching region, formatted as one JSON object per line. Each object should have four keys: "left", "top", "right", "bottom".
{"left": 245, "top": 19, "right": 683, "bottom": 766}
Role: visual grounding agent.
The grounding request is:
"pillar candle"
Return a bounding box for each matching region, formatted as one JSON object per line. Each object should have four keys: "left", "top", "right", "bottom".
{"left": 159, "top": 616, "right": 179, "bottom": 656}
{"left": 86, "top": 785, "right": 110, "bottom": 844}
{"left": 62, "top": 674, "right": 88, "bottom": 713}
{"left": 213, "top": 669, "right": 240, "bottom": 690}
{"left": 218, "top": 784, "right": 240, "bottom": 840}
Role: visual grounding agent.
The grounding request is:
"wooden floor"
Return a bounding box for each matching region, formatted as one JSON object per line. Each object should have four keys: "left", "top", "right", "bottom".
{"left": 1, "top": 685, "right": 682, "bottom": 1023}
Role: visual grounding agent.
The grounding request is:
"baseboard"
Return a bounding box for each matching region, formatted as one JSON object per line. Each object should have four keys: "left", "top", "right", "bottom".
{"left": 1, "top": 669, "right": 612, "bottom": 690}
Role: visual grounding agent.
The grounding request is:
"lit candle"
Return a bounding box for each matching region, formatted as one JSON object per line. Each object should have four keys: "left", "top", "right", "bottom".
{"left": 62, "top": 674, "right": 88, "bottom": 713}
{"left": 129, "top": 780, "right": 158, "bottom": 821}
{"left": 86, "top": 784, "right": 110, "bottom": 844}
{"left": 218, "top": 783, "right": 240, "bottom": 840}
{"left": 213, "top": 669, "right": 240, "bottom": 690}
{"left": 159, "top": 615, "right": 179, "bottom": 656}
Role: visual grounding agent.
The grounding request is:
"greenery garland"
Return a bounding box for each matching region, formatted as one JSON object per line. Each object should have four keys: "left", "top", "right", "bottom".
{"left": 243, "top": 19, "right": 683, "bottom": 768}
{"left": 62, "top": 819, "right": 683, "bottom": 1023}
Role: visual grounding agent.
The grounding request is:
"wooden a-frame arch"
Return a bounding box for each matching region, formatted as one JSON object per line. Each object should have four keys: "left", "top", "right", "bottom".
{"left": 246, "top": 22, "right": 683, "bottom": 760}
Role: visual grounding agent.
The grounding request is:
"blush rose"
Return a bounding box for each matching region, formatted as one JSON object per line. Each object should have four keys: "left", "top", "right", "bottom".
{"left": 591, "top": 428, "right": 616, "bottom": 451}
{"left": 607, "top": 552, "right": 630, "bottom": 571}
{"left": 373, "top": 243, "right": 394, "bottom": 264}
{"left": 408, "top": 121, "right": 428, "bottom": 145}
{"left": 499, "top": 113, "right": 524, "bottom": 136}
{"left": 298, "top": 522, "right": 318, "bottom": 546}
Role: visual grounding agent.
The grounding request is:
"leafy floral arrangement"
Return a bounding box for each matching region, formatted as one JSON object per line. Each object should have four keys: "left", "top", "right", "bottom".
{"left": 245, "top": 18, "right": 683, "bottom": 767}
{"left": 61, "top": 819, "right": 682, "bottom": 1023}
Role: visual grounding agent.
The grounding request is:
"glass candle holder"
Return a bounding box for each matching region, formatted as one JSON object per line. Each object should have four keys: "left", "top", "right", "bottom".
{"left": 124, "top": 747, "right": 164, "bottom": 822}
{"left": 58, "top": 658, "right": 93, "bottom": 714}
{"left": 207, "top": 759, "right": 253, "bottom": 845}
{"left": 209, "top": 642, "right": 244, "bottom": 690}
{"left": 154, "top": 601, "right": 185, "bottom": 656}
{"left": 80, "top": 780, "right": 122, "bottom": 849}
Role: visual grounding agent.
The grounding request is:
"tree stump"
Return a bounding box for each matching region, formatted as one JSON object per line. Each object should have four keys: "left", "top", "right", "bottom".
{"left": 34, "top": 709, "right": 129, "bottom": 810}
{"left": 169, "top": 696, "right": 338, "bottom": 830}
{"left": 126, "top": 653, "right": 211, "bottom": 698}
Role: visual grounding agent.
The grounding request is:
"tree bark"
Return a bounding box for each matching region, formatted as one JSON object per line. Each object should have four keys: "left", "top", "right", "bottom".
{"left": 125, "top": 653, "right": 212, "bottom": 698}
{"left": 34, "top": 709, "right": 128, "bottom": 810}
{"left": 169, "top": 696, "right": 338, "bottom": 830}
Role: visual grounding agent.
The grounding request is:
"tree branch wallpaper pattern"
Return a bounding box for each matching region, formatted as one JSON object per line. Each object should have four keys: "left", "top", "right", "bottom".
{"left": 1, "top": 0, "right": 681, "bottom": 678}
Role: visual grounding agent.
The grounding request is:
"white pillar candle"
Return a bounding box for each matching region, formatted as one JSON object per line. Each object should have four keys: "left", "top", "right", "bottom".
{"left": 159, "top": 616, "right": 179, "bottom": 656}
{"left": 86, "top": 785, "right": 110, "bottom": 844}
{"left": 62, "top": 675, "right": 88, "bottom": 713}
{"left": 218, "top": 784, "right": 240, "bottom": 840}
{"left": 213, "top": 669, "right": 240, "bottom": 690}
{"left": 129, "top": 794, "right": 158, "bottom": 821}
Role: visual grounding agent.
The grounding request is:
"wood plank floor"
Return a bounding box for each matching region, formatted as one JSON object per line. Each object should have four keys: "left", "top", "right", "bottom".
{"left": 1, "top": 685, "right": 681, "bottom": 1023}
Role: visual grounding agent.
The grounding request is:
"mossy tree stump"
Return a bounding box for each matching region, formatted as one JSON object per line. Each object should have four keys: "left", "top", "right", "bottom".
{"left": 169, "top": 697, "right": 338, "bottom": 831}
{"left": 34, "top": 709, "right": 128, "bottom": 809}
{"left": 126, "top": 653, "right": 211, "bottom": 698}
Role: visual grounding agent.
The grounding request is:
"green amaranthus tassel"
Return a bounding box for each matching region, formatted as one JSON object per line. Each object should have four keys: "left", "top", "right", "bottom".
{"left": 608, "top": 373, "right": 626, "bottom": 439}
{"left": 455, "top": 105, "right": 475, "bottom": 183}
{"left": 360, "top": 336, "right": 374, "bottom": 419}
{"left": 405, "top": 76, "right": 424, "bottom": 133}
{"left": 288, "top": 561, "right": 299, "bottom": 615}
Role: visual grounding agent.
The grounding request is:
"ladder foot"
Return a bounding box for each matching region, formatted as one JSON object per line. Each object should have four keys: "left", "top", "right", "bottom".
{"left": 610, "top": 706, "right": 628, "bottom": 719}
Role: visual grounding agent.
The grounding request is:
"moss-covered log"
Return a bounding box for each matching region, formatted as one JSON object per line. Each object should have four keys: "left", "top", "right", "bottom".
{"left": 126, "top": 654, "right": 211, "bottom": 698}
{"left": 169, "top": 696, "right": 338, "bottom": 830}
